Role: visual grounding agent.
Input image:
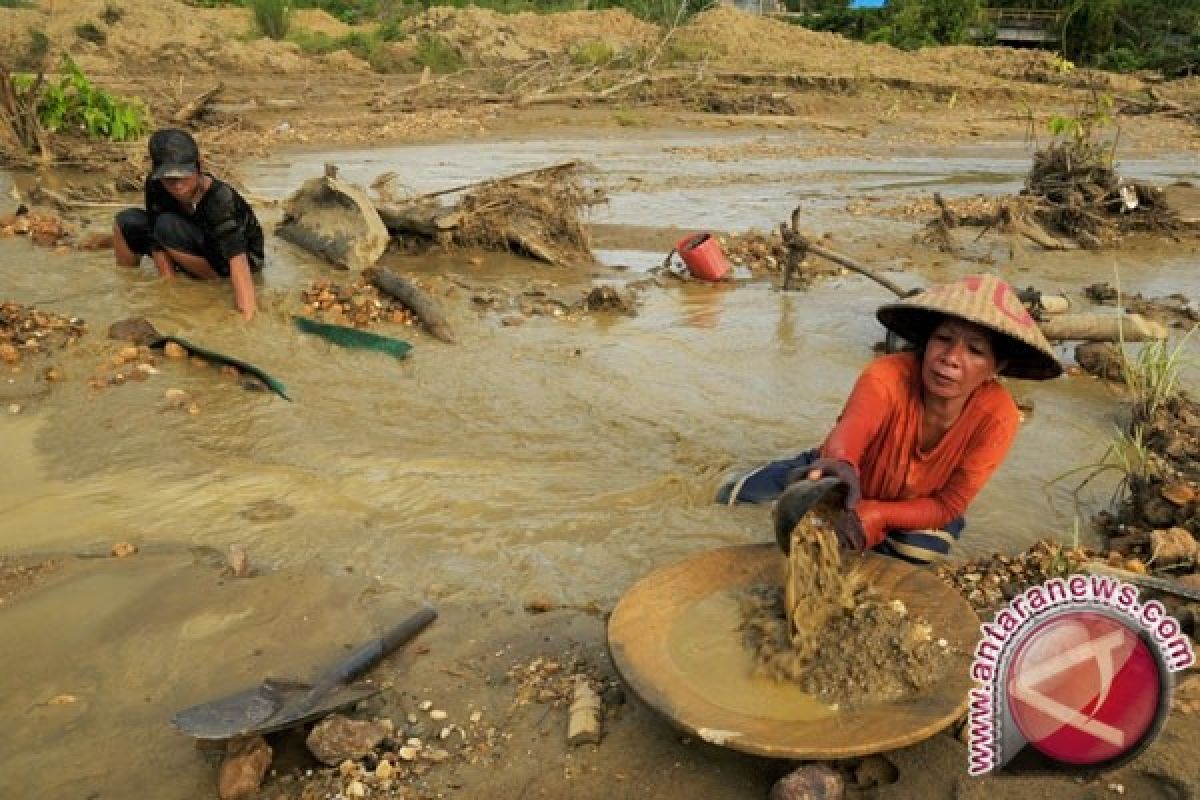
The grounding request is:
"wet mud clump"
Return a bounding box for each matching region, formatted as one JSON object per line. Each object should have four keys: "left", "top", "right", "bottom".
{"left": 739, "top": 513, "right": 951, "bottom": 707}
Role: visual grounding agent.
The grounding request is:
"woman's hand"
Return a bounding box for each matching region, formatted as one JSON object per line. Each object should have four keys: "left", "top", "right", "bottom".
{"left": 797, "top": 458, "right": 862, "bottom": 510}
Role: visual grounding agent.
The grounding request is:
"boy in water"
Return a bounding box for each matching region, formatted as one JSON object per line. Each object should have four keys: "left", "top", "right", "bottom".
{"left": 113, "top": 128, "right": 264, "bottom": 321}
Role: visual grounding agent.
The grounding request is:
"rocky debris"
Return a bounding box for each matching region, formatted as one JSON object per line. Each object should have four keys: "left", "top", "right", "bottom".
{"left": 218, "top": 735, "right": 272, "bottom": 800}
{"left": 768, "top": 764, "right": 845, "bottom": 800}
{"left": 582, "top": 285, "right": 637, "bottom": 315}
{"left": 0, "top": 302, "right": 87, "bottom": 368}
{"left": 306, "top": 714, "right": 391, "bottom": 766}
{"left": 1096, "top": 392, "right": 1200, "bottom": 542}
{"left": 1074, "top": 342, "right": 1125, "bottom": 382}
{"left": 936, "top": 540, "right": 1092, "bottom": 615}
{"left": 0, "top": 206, "right": 71, "bottom": 247}
{"left": 110, "top": 541, "right": 137, "bottom": 558}
{"left": 1174, "top": 675, "right": 1200, "bottom": 714}
{"left": 0, "top": 556, "right": 61, "bottom": 605}
{"left": 1085, "top": 281, "right": 1200, "bottom": 329}
{"left": 301, "top": 278, "right": 419, "bottom": 329}
{"left": 86, "top": 345, "right": 165, "bottom": 391}
{"left": 1151, "top": 527, "right": 1199, "bottom": 566}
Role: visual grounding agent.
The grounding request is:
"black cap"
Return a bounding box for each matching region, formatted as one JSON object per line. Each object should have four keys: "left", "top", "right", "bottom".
{"left": 149, "top": 128, "right": 199, "bottom": 181}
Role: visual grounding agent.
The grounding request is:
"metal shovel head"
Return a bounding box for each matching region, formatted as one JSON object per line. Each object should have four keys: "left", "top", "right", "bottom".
{"left": 171, "top": 678, "right": 380, "bottom": 740}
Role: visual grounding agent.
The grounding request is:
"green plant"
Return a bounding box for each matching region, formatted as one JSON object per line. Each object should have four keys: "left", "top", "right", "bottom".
{"left": 613, "top": 109, "right": 647, "bottom": 127}
{"left": 1121, "top": 326, "right": 1198, "bottom": 418}
{"left": 249, "top": 0, "right": 292, "bottom": 40}
{"left": 570, "top": 40, "right": 615, "bottom": 67}
{"left": 414, "top": 33, "right": 464, "bottom": 73}
{"left": 29, "top": 58, "right": 147, "bottom": 142}
{"left": 0, "top": 0, "right": 35, "bottom": 7}
{"left": 74, "top": 22, "right": 107, "bottom": 44}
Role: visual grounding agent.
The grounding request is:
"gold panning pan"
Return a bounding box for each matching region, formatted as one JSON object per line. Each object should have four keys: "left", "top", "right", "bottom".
{"left": 607, "top": 543, "right": 979, "bottom": 759}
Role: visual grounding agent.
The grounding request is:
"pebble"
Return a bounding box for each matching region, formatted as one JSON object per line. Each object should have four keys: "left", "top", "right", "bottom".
{"left": 398, "top": 747, "right": 419, "bottom": 761}
{"left": 439, "top": 726, "right": 452, "bottom": 739}
{"left": 429, "top": 709, "right": 448, "bottom": 720}
{"left": 418, "top": 700, "right": 433, "bottom": 711}
{"left": 111, "top": 541, "right": 137, "bottom": 558}
{"left": 7, "top": 403, "right": 19, "bottom": 414}
{"left": 345, "top": 779, "right": 366, "bottom": 798}
{"left": 163, "top": 341, "right": 187, "bottom": 359}
{"left": 469, "top": 711, "right": 483, "bottom": 723}
{"left": 374, "top": 760, "right": 394, "bottom": 781}
{"left": 407, "top": 713, "right": 418, "bottom": 724}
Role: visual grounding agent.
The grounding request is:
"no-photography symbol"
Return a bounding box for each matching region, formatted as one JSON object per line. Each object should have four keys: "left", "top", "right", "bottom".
{"left": 1004, "top": 610, "right": 1167, "bottom": 766}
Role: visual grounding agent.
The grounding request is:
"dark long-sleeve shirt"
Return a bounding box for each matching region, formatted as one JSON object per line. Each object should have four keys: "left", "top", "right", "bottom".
{"left": 145, "top": 174, "right": 264, "bottom": 267}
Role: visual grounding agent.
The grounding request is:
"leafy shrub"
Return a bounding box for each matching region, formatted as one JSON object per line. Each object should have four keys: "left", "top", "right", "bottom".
{"left": 249, "top": 0, "right": 292, "bottom": 40}
{"left": 415, "top": 33, "right": 464, "bottom": 72}
{"left": 28, "top": 58, "right": 147, "bottom": 141}
{"left": 570, "top": 40, "right": 615, "bottom": 66}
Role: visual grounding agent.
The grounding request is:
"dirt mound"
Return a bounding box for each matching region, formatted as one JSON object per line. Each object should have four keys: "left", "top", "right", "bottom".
{"left": 0, "top": 0, "right": 334, "bottom": 76}
{"left": 673, "top": 6, "right": 957, "bottom": 86}
{"left": 401, "top": 6, "right": 657, "bottom": 66}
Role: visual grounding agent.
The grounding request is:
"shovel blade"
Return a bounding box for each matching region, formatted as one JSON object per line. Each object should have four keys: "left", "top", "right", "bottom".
{"left": 171, "top": 678, "right": 380, "bottom": 740}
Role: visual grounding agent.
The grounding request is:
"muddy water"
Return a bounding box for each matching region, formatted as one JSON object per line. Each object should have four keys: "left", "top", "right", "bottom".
{"left": 2, "top": 127, "right": 1198, "bottom": 798}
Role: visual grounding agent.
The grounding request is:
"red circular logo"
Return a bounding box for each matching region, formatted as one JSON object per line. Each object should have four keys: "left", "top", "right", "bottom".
{"left": 1005, "top": 612, "right": 1161, "bottom": 765}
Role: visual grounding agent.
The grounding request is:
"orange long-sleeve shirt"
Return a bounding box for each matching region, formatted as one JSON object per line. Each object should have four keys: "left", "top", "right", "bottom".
{"left": 819, "top": 352, "right": 1019, "bottom": 548}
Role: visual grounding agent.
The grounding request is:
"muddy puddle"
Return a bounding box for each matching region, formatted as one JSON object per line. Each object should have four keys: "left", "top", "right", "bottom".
{"left": 2, "top": 127, "right": 1199, "bottom": 798}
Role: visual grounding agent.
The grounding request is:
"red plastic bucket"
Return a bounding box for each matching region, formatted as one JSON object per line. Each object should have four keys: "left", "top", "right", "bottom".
{"left": 675, "top": 233, "right": 731, "bottom": 282}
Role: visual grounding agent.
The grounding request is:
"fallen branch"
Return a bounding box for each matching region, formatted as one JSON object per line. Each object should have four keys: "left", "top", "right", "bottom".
{"left": 368, "top": 267, "right": 456, "bottom": 344}
{"left": 172, "top": 82, "right": 224, "bottom": 124}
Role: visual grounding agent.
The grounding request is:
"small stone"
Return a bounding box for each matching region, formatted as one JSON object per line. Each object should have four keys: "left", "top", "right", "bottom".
{"left": 187, "top": 402, "right": 201, "bottom": 416}
{"left": 218, "top": 736, "right": 272, "bottom": 800}
{"left": 769, "top": 764, "right": 844, "bottom": 800}
{"left": 338, "top": 759, "right": 359, "bottom": 777}
{"left": 398, "top": 746, "right": 418, "bottom": 761}
{"left": 111, "top": 541, "right": 137, "bottom": 558}
{"left": 7, "top": 403, "right": 19, "bottom": 414}
{"left": 0, "top": 343, "right": 20, "bottom": 364}
{"left": 418, "top": 700, "right": 433, "bottom": 711}
{"left": 164, "top": 388, "right": 188, "bottom": 406}
{"left": 190, "top": 356, "right": 209, "bottom": 368}
{"left": 424, "top": 748, "right": 450, "bottom": 763}
{"left": 306, "top": 714, "right": 390, "bottom": 766}
{"left": 345, "top": 779, "right": 366, "bottom": 798}
{"left": 406, "top": 737, "right": 422, "bottom": 747}
{"left": 374, "top": 760, "right": 394, "bottom": 781}
{"left": 407, "top": 713, "right": 418, "bottom": 724}
{"left": 163, "top": 341, "right": 188, "bottom": 359}
{"left": 524, "top": 595, "right": 555, "bottom": 613}
{"left": 439, "top": 726, "right": 451, "bottom": 739}
{"left": 469, "top": 711, "right": 482, "bottom": 724}
{"left": 118, "top": 345, "right": 140, "bottom": 363}
{"left": 429, "top": 710, "right": 448, "bottom": 720}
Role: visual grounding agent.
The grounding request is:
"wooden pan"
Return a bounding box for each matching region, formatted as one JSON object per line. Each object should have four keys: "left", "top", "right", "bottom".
{"left": 607, "top": 544, "right": 979, "bottom": 759}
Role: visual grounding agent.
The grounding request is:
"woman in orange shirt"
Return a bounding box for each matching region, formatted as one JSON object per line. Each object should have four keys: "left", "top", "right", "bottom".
{"left": 718, "top": 274, "right": 1062, "bottom": 564}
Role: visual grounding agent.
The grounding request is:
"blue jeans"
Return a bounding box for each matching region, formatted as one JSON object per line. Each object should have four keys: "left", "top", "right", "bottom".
{"left": 717, "top": 449, "right": 965, "bottom": 564}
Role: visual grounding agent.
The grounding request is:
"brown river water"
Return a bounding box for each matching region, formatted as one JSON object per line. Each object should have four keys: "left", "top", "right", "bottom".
{"left": 1, "top": 128, "right": 1197, "bottom": 798}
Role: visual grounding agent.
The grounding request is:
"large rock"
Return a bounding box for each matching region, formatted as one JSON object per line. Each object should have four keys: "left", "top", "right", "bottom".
{"left": 278, "top": 168, "right": 390, "bottom": 270}
{"left": 306, "top": 714, "right": 390, "bottom": 765}
{"left": 218, "top": 735, "right": 272, "bottom": 800}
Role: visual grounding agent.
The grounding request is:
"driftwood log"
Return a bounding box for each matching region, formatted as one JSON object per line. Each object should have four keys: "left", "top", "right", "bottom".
{"left": 368, "top": 267, "right": 456, "bottom": 344}
{"left": 173, "top": 83, "right": 224, "bottom": 124}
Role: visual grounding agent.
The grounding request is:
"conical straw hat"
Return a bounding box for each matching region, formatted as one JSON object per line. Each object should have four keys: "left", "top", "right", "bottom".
{"left": 876, "top": 274, "right": 1062, "bottom": 380}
